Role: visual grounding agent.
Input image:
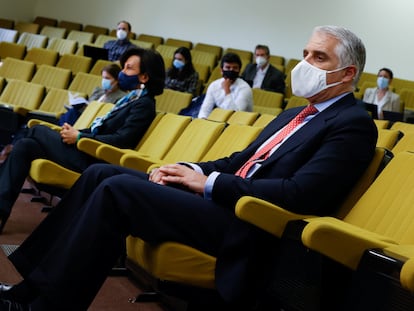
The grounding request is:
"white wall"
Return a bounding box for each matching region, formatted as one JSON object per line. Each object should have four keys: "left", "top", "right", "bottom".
{"left": 2, "top": 0, "right": 414, "bottom": 80}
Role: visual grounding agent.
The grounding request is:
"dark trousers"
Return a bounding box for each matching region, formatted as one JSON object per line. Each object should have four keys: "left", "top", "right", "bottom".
{"left": 0, "top": 125, "right": 93, "bottom": 216}
{"left": 9, "top": 164, "right": 239, "bottom": 310}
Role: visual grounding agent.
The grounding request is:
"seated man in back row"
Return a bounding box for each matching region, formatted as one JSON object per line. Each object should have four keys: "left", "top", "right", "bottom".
{"left": 103, "top": 20, "right": 138, "bottom": 61}
{"left": 241, "top": 44, "right": 286, "bottom": 94}
{"left": 0, "top": 25, "right": 377, "bottom": 311}
{"left": 197, "top": 52, "right": 253, "bottom": 119}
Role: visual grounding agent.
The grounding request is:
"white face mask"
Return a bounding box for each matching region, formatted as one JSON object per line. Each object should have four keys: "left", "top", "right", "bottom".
{"left": 256, "top": 56, "right": 267, "bottom": 67}
{"left": 117, "top": 29, "right": 128, "bottom": 40}
{"left": 291, "top": 60, "right": 346, "bottom": 98}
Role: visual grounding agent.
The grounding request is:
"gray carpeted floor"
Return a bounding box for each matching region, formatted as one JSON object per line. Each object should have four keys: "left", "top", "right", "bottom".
{"left": 0, "top": 181, "right": 165, "bottom": 311}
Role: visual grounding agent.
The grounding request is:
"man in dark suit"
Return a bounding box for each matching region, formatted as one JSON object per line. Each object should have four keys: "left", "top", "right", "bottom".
{"left": 0, "top": 25, "right": 377, "bottom": 311}
{"left": 241, "top": 44, "right": 285, "bottom": 94}
{"left": 0, "top": 47, "right": 166, "bottom": 234}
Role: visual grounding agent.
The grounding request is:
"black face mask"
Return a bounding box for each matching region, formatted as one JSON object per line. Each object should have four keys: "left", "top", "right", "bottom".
{"left": 222, "top": 70, "right": 239, "bottom": 81}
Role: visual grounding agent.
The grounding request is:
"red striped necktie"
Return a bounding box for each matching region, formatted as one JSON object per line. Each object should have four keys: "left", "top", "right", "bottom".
{"left": 235, "top": 105, "right": 318, "bottom": 178}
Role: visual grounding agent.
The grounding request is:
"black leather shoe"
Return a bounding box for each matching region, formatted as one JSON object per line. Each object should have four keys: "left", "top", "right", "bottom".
{"left": 0, "top": 298, "right": 30, "bottom": 310}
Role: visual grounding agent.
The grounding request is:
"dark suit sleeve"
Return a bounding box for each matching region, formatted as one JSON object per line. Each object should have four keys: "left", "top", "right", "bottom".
{"left": 262, "top": 65, "right": 285, "bottom": 94}
{"left": 79, "top": 95, "right": 155, "bottom": 149}
{"left": 200, "top": 102, "right": 377, "bottom": 216}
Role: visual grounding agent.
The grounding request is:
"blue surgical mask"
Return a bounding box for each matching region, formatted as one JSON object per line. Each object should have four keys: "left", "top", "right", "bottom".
{"left": 173, "top": 59, "right": 185, "bottom": 69}
{"left": 377, "top": 76, "right": 389, "bottom": 89}
{"left": 101, "top": 78, "right": 112, "bottom": 90}
{"left": 118, "top": 71, "right": 139, "bottom": 90}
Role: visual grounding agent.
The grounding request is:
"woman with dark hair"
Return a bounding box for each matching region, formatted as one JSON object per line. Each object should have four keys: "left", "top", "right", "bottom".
{"left": 165, "top": 46, "right": 199, "bottom": 96}
{"left": 0, "top": 47, "right": 165, "bottom": 234}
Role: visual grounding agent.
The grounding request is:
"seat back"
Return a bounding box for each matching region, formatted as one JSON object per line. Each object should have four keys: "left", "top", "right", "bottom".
{"left": 226, "top": 110, "right": 260, "bottom": 125}
{"left": 34, "top": 88, "right": 84, "bottom": 116}
{"left": 343, "top": 151, "right": 414, "bottom": 245}
{"left": 376, "top": 128, "right": 401, "bottom": 150}
{"left": 156, "top": 44, "right": 178, "bottom": 62}
{"left": 155, "top": 89, "right": 193, "bottom": 114}
{"left": 56, "top": 53, "right": 92, "bottom": 75}
{"left": 39, "top": 26, "right": 67, "bottom": 39}
{"left": 390, "top": 121, "right": 414, "bottom": 133}
{"left": 224, "top": 47, "right": 253, "bottom": 62}
{"left": 83, "top": 25, "right": 109, "bottom": 38}
{"left": 58, "top": 20, "right": 83, "bottom": 32}
{"left": 94, "top": 34, "right": 116, "bottom": 47}
{"left": 252, "top": 113, "right": 277, "bottom": 128}
{"left": 191, "top": 49, "right": 217, "bottom": 71}
{"left": 0, "top": 41, "right": 26, "bottom": 59}
{"left": 284, "top": 96, "right": 309, "bottom": 110}
{"left": 0, "top": 28, "right": 18, "bottom": 42}
{"left": 193, "top": 42, "right": 223, "bottom": 60}
{"left": 334, "top": 147, "right": 391, "bottom": 219}
{"left": 0, "top": 80, "right": 45, "bottom": 110}
{"left": 207, "top": 108, "right": 234, "bottom": 123}
{"left": 162, "top": 118, "right": 226, "bottom": 163}
{"left": 89, "top": 59, "right": 115, "bottom": 76}
{"left": 17, "top": 32, "right": 47, "bottom": 50}
{"left": 0, "top": 19, "right": 15, "bottom": 30}
{"left": 33, "top": 16, "right": 58, "bottom": 28}
{"left": 46, "top": 37, "right": 78, "bottom": 55}
{"left": 130, "top": 39, "right": 154, "bottom": 50}
{"left": 66, "top": 30, "right": 95, "bottom": 45}
{"left": 201, "top": 123, "right": 262, "bottom": 161}
{"left": 252, "top": 88, "right": 284, "bottom": 115}
{"left": 31, "top": 65, "right": 72, "bottom": 90}
{"left": 72, "top": 101, "right": 106, "bottom": 129}
{"left": 137, "top": 34, "right": 164, "bottom": 48}
{"left": 165, "top": 38, "right": 192, "bottom": 49}
{"left": 68, "top": 72, "right": 102, "bottom": 97}
{"left": 0, "top": 57, "right": 36, "bottom": 81}
{"left": 14, "top": 22, "right": 40, "bottom": 35}
{"left": 24, "top": 47, "right": 59, "bottom": 67}
{"left": 391, "top": 130, "right": 414, "bottom": 154}
{"left": 135, "top": 113, "right": 192, "bottom": 159}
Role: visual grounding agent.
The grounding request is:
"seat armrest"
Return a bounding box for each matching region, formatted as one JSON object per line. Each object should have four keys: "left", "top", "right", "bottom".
{"left": 120, "top": 153, "right": 162, "bottom": 172}
{"left": 27, "top": 118, "right": 62, "bottom": 131}
{"left": 383, "top": 245, "right": 414, "bottom": 293}
{"left": 235, "top": 196, "right": 315, "bottom": 238}
{"left": 96, "top": 144, "right": 135, "bottom": 165}
{"left": 302, "top": 217, "right": 398, "bottom": 270}
{"left": 77, "top": 137, "right": 105, "bottom": 158}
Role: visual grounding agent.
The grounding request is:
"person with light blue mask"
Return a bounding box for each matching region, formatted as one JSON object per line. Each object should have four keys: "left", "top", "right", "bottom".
{"left": 363, "top": 67, "right": 401, "bottom": 119}
{"left": 165, "top": 46, "right": 199, "bottom": 96}
{"left": 89, "top": 63, "right": 126, "bottom": 105}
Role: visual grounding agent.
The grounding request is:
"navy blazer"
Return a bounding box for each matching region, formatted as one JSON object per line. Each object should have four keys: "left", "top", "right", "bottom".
{"left": 241, "top": 63, "right": 286, "bottom": 94}
{"left": 79, "top": 93, "right": 156, "bottom": 149}
{"left": 202, "top": 93, "right": 378, "bottom": 303}
{"left": 198, "top": 93, "right": 377, "bottom": 216}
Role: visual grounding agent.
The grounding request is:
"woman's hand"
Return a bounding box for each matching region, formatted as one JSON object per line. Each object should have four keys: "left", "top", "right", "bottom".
{"left": 60, "top": 123, "right": 80, "bottom": 145}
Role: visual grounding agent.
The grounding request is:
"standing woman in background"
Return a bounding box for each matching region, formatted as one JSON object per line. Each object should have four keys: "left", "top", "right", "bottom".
{"left": 165, "top": 47, "right": 199, "bottom": 96}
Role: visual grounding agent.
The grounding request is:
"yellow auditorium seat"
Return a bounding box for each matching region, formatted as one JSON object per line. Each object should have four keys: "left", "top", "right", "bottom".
{"left": 89, "top": 59, "right": 116, "bottom": 76}
{"left": 39, "top": 26, "right": 67, "bottom": 39}
{"left": 0, "top": 57, "right": 36, "bottom": 82}
{"left": 0, "top": 41, "right": 26, "bottom": 60}
{"left": 14, "top": 22, "right": 40, "bottom": 35}
{"left": 154, "top": 89, "right": 193, "bottom": 114}
{"left": 27, "top": 88, "right": 87, "bottom": 123}
{"left": 0, "top": 18, "right": 15, "bottom": 30}
{"left": 94, "top": 34, "right": 116, "bottom": 47}
{"left": 66, "top": 30, "right": 95, "bottom": 45}
{"left": 0, "top": 28, "right": 18, "bottom": 43}
{"left": 30, "top": 65, "right": 72, "bottom": 90}
{"left": 252, "top": 88, "right": 284, "bottom": 115}
{"left": 193, "top": 42, "right": 223, "bottom": 60}
{"left": 28, "top": 102, "right": 113, "bottom": 191}
{"left": 252, "top": 113, "right": 277, "bottom": 128}
{"left": 46, "top": 37, "right": 78, "bottom": 56}
{"left": 121, "top": 118, "right": 226, "bottom": 172}
{"left": 165, "top": 38, "right": 192, "bottom": 49}
{"left": 86, "top": 113, "right": 191, "bottom": 166}
{"left": 224, "top": 47, "right": 253, "bottom": 62}
{"left": 83, "top": 24, "right": 109, "bottom": 39}
{"left": 58, "top": 20, "right": 83, "bottom": 32}
{"left": 226, "top": 110, "right": 259, "bottom": 126}
{"left": 376, "top": 128, "right": 401, "bottom": 150}
{"left": 24, "top": 47, "right": 59, "bottom": 67}
{"left": 129, "top": 39, "right": 154, "bottom": 50}
{"left": 284, "top": 95, "right": 309, "bottom": 110}
{"left": 136, "top": 34, "right": 164, "bottom": 48}
{"left": 16, "top": 32, "right": 47, "bottom": 50}
{"left": 206, "top": 108, "right": 234, "bottom": 123}
{"left": 56, "top": 53, "right": 92, "bottom": 75}
{"left": 33, "top": 16, "right": 58, "bottom": 28}
{"left": 68, "top": 72, "right": 102, "bottom": 97}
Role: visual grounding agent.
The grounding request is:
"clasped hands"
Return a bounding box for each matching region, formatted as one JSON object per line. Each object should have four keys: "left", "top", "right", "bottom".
{"left": 149, "top": 164, "right": 207, "bottom": 194}
{"left": 60, "top": 123, "right": 80, "bottom": 145}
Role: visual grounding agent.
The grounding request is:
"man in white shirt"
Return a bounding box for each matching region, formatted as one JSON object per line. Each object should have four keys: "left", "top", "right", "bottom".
{"left": 198, "top": 53, "right": 253, "bottom": 119}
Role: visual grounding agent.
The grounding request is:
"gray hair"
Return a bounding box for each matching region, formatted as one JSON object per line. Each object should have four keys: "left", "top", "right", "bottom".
{"left": 313, "top": 25, "right": 366, "bottom": 88}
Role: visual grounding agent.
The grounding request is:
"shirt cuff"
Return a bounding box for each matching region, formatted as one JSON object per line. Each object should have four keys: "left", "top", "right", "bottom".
{"left": 204, "top": 171, "right": 220, "bottom": 200}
